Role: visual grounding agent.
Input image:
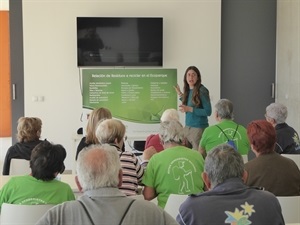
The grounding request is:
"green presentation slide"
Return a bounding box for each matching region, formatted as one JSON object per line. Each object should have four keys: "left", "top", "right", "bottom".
{"left": 82, "top": 68, "right": 177, "bottom": 124}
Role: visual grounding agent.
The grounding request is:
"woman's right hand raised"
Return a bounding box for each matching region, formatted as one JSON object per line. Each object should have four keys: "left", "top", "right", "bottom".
{"left": 173, "top": 84, "right": 183, "bottom": 96}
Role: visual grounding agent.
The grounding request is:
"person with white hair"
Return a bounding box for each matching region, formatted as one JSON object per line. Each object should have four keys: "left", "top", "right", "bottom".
{"left": 265, "top": 102, "right": 300, "bottom": 154}
{"left": 95, "top": 119, "right": 144, "bottom": 196}
{"left": 36, "top": 144, "right": 178, "bottom": 225}
{"left": 144, "top": 108, "right": 180, "bottom": 152}
{"left": 142, "top": 120, "right": 205, "bottom": 209}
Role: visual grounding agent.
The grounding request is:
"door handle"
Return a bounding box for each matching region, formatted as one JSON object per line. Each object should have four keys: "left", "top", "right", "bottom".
{"left": 271, "top": 83, "right": 275, "bottom": 99}
{"left": 12, "top": 84, "right": 16, "bottom": 100}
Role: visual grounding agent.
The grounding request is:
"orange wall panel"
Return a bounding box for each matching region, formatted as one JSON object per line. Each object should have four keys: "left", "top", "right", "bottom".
{"left": 0, "top": 11, "right": 12, "bottom": 137}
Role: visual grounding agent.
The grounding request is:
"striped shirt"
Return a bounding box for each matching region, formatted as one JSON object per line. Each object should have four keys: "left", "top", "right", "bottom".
{"left": 118, "top": 151, "right": 144, "bottom": 196}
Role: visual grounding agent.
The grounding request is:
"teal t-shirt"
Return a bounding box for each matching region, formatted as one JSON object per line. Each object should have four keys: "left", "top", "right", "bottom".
{"left": 200, "top": 120, "right": 250, "bottom": 155}
{"left": 0, "top": 175, "right": 75, "bottom": 208}
{"left": 142, "top": 146, "right": 205, "bottom": 208}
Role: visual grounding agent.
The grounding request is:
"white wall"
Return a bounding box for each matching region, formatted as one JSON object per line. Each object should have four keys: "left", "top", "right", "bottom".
{"left": 22, "top": 0, "right": 221, "bottom": 170}
{"left": 0, "top": 0, "right": 8, "bottom": 10}
{"left": 276, "top": 0, "right": 300, "bottom": 134}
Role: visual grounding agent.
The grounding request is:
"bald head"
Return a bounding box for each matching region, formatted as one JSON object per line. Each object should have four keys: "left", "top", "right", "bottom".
{"left": 77, "top": 144, "right": 121, "bottom": 191}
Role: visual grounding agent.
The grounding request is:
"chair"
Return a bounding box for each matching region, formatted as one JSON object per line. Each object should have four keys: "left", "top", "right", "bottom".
{"left": 164, "top": 194, "right": 188, "bottom": 219}
{"left": 277, "top": 196, "right": 300, "bottom": 223}
{"left": 242, "top": 154, "right": 248, "bottom": 163}
{"left": 282, "top": 154, "right": 300, "bottom": 169}
{"left": 9, "top": 159, "right": 31, "bottom": 175}
{"left": 0, "top": 203, "right": 54, "bottom": 225}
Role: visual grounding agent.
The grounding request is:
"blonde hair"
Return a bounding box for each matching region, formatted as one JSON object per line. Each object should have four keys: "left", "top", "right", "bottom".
{"left": 96, "top": 119, "right": 126, "bottom": 144}
{"left": 17, "top": 117, "right": 42, "bottom": 142}
{"left": 85, "top": 107, "right": 112, "bottom": 144}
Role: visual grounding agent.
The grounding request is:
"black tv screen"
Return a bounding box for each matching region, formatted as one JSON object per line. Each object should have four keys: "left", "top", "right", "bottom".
{"left": 77, "top": 17, "right": 163, "bottom": 67}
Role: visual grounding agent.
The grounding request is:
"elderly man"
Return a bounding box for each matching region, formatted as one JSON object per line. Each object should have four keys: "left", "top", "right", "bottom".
{"left": 265, "top": 102, "right": 300, "bottom": 154}
{"left": 177, "top": 144, "right": 284, "bottom": 225}
{"left": 36, "top": 144, "right": 178, "bottom": 225}
{"left": 199, "top": 99, "right": 250, "bottom": 158}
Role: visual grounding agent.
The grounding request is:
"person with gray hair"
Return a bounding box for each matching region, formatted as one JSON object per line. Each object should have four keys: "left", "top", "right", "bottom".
{"left": 36, "top": 144, "right": 178, "bottom": 225}
{"left": 142, "top": 120, "right": 205, "bottom": 208}
{"left": 177, "top": 144, "right": 285, "bottom": 225}
{"left": 95, "top": 119, "right": 144, "bottom": 196}
{"left": 144, "top": 108, "right": 180, "bottom": 153}
{"left": 199, "top": 98, "right": 250, "bottom": 158}
{"left": 265, "top": 102, "right": 300, "bottom": 154}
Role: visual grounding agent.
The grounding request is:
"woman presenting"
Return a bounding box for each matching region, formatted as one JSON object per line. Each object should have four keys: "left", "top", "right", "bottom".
{"left": 174, "top": 66, "right": 212, "bottom": 150}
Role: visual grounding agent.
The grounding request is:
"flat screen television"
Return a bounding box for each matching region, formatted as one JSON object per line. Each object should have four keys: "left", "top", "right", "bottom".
{"left": 77, "top": 17, "right": 163, "bottom": 67}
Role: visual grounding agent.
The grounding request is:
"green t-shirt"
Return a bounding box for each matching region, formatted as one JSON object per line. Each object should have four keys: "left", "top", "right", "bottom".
{"left": 0, "top": 175, "right": 75, "bottom": 208}
{"left": 200, "top": 120, "right": 250, "bottom": 155}
{"left": 142, "top": 146, "right": 205, "bottom": 208}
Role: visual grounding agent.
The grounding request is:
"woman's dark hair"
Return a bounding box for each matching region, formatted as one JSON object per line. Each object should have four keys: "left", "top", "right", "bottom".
{"left": 182, "top": 66, "right": 202, "bottom": 107}
{"left": 30, "top": 140, "right": 66, "bottom": 181}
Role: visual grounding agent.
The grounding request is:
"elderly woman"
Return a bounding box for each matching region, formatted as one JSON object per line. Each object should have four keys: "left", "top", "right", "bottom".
{"left": 3, "top": 117, "right": 43, "bottom": 175}
{"left": 244, "top": 120, "right": 300, "bottom": 196}
{"left": 142, "top": 120, "right": 205, "bottom": 208}
{"left": 265, "top": 102, "right": 300, "bottom": 154}
{"left": 95, "top": 119, "right": 144, "bottom": 196}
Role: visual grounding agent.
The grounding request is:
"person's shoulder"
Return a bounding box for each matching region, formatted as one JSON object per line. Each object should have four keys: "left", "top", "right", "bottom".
{"left": 122, "top": 151, "right": 136, "bottom": 157}
{"left": 121, "top": 151, "right": 138, "bottom": 161}
{"left": 236, "top": 123, "right": 247, "bottom": 131}
{"left": 278, "top": 154, "right": 300, "bottom": 165}
{"left": 130, "top": 199, "right": 178, "bottom": 223}
{"left": 132, "top": 198, "right": 167, "bottom": 213}
{"left": 204, "top": 124, "right": 219, "bottom": 132}
{"left": 177, "top": 193, "right": 207, "bottom": 210}
{"left": 244, "top": 157, "right": 258, "bottom": 168}
{"left": 51, "top": 179, "right": 73, "bottom": 189}
{"left": 247, "top": 187, "right": 279, "bottom": 201}
{"left": 146, "top": 134, "right": 157, "bottom": 141}
{"left": 5, "top": 175, "right": 30, "bottom": 186}
{"left": 199, "top": 85, "right": 209, "bottom": 94}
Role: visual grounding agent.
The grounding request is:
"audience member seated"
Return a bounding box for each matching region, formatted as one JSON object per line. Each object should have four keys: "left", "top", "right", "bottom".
{"left": 36, "top": 144, "right": 178, "bottom": 225}
{"left": 245, "top": 120, "right": 300, "bottom": 196}
{"left": 96, "top": 119, "right": 144, "bottom": 196}
{"left": 140, "top": 146, "right": 157, "bottom": 168}
{"left": 177, "top": 144, "right": 284, "bottom": 225}
{"left": 265, "top": 102, "right": 300, "bottom": 154}
{"left": 75, "top": 107, "right": 112, "bottom": 160}
{"left": 3, "top": 117, "right": 44, "bottom": 175}
{"left": 144, "top": 108, "right": 180, "bottom": 152}
{"left": 199, "top": 99, "right": 250, "bottom": 158}
{"left": 0, "top": 140, "right": 75, "bottom": 208}
{"left": 142, "top": 120, "right": 205, "bottom": 208}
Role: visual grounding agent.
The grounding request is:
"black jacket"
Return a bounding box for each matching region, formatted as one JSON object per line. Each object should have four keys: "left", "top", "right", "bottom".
{"left": 275, "top": 123, "right": 300, "bottom": 154}
{"left": 2, "top": 140, "right": 43, "bottom": 175}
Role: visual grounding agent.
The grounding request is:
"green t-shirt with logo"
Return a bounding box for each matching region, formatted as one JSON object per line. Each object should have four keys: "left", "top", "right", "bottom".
{"left": 0, "top": 175, "right": 75, "bottom": 208}
{"left": 200, "top": 119, "right": 250, "bottom": 155}
{"left": 142, "top": 146, "right": 205, "bottom": 208}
